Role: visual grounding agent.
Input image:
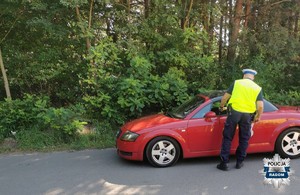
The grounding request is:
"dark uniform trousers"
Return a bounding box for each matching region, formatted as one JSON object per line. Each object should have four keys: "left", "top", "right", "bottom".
{"left": 220, "top": 108, "right": 252, "bottom": 163}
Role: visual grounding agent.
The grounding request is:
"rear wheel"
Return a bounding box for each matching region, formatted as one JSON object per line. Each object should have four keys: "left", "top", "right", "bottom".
{"left": 146, "top": 136, "right": 180, "bottom": 167}
{"left": 276, "top": 128, "right": 300, "bottom": 158}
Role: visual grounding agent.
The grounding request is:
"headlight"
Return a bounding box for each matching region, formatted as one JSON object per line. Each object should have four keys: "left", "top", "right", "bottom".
{"left": 120, "top": 131, "right": 139, "bottom": 142}
{"left": 116, "top": 129, "right": 122, "bottom": 138}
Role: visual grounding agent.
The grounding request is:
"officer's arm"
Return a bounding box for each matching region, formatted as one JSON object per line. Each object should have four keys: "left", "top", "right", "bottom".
{"left": 254, "top": 100, "right": 264, "bottom": 122}
{"left": 220, "top": 92, "right": 231, "bottom": 109}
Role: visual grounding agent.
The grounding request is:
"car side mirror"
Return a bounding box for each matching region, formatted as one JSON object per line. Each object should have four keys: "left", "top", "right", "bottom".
{"left": 205, "top": 111, "right": 217, "bottom": 118}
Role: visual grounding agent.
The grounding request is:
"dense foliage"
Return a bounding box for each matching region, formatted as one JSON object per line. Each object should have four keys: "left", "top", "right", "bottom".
{"left": 0, "top": 0, "right": 299, "bottom": 147}
{"left": 0, "top": 95, "right": 86, "bottom": 140}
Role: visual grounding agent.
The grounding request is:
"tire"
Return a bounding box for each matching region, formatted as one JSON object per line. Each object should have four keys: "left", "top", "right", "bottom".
{"left": 146, "top": 136, "right": 180, "bottom": 167}
{"left": 276, "top": 128, "right": 300, "bottom": 159}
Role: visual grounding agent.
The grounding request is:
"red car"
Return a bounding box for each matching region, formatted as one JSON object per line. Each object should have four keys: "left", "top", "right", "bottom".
{"left": 116, "top": 91, "right": 300, "bottom": 167}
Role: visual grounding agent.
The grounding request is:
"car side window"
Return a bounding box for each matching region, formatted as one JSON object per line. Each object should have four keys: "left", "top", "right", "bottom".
{"left": 192, "top": 104, "right": 211, "bottom": 119}
{"left": 191, "top": 96, "right": 276, "bottom": 119}
{"left": 210, "top": 101, "right": 227, "bottom": 116}
{"left": 263, "top": 99, "right": 278, "bottom": 112}
{"left": 192, "top": 100, "right": 227, "bottom": 119}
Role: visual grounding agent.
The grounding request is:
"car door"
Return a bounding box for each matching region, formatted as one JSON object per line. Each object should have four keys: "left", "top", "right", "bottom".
{"left": 186, "top": 100, "right": 225, "bottom": 152}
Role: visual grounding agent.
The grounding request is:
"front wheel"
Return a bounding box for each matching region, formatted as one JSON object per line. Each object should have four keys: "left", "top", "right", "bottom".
{"left": 276, "top": 128, "right": 300, "bottom": 158}
{"left": 146, "top": 136, "right": 180, "bottom": 167}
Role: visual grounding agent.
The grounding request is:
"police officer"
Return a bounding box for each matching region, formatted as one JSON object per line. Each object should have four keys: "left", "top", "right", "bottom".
{"left": 217, "top": 69, "right": 264, "bottom": 171}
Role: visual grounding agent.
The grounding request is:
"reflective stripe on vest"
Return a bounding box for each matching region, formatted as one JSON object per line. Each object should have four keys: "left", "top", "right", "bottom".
{"left": 228, "top": 79, "right": 261, "bottom": 113}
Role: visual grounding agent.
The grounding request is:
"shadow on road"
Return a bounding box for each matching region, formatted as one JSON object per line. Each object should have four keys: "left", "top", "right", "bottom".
{"left": 1, "top": 148, "right": 297, "bottom": 195}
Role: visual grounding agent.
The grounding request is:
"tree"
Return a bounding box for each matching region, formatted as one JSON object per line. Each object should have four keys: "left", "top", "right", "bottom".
{"left": 0, "top": 0, "right": 299, "bottom": 123}
{"left": 227, "top": 0, "right": 243, "bottom": 63}
{"left": 0, "top": 48, "right": 11, "bottom": 100}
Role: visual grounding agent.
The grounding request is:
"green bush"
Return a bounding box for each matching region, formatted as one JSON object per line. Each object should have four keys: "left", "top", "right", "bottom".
{"left": 38, "top": 105, "right": 87, "bottom": 140}
{"left": 0, "top": 95, "right": 87, "bottom": 143}
{"left": 266, "top": 90, "right": 300, "bottom": 106}
{"left": 83, "top": 53, "right": 190, "bottom": 124}
{"left": 0, "top": 95, "right": 49, "bottom": 139}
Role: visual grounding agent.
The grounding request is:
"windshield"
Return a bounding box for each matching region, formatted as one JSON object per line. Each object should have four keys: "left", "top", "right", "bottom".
{"left": 166, "top": 96, "right": 205, "bottom": 119}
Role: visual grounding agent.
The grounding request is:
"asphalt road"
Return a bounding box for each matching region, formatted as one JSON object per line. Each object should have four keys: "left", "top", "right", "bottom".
{"left": 0, "top": 148, "right": 299, "bottom": 195}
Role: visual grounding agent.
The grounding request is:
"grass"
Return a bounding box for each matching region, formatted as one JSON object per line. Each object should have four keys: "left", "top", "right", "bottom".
{"left": 0, "top": 124, "right": 117, "bottom": 154}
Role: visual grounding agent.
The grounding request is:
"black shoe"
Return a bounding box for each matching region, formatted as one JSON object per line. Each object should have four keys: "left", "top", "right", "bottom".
{"left": 235, "top": 161, "right": 244, "bottom": 169}
{"left": 217, "top": 162, "right": 229, "bottom": 171}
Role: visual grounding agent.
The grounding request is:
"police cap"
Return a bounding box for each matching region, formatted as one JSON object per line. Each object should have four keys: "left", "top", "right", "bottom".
{"left": 242, "top": 69, "right": 257, "bottom": 75}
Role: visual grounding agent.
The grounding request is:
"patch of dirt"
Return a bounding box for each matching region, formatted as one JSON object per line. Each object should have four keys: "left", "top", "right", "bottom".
{"left": 1, "top": 138, "right": 18, "bottom": 149}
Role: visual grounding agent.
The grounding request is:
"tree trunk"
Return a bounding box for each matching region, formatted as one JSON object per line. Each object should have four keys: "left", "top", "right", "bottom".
{"left": 295, "top": 12, "right": 299, "bottom": 38}
{"left": 0, "top": 48, "right": 11, "bottom": 100}
{"left": 227, "top": 0, "right": 243, "bottom": 63}
{"left": 183, "top": 0, "right": 194, "bottom": 29}
{"left": 294, "top": 0, "right": 300, "bottom": 38}
{"left": 219, "top": 13, "right": 224, "bottom": 64}
{"left": 144, "top": 0, "right": 149, "bottom": 18}
{"left": 244, "top": 0, "right": 251, "bottom": 28}
{"left": 224, "top": 0, "right": 228, "bottom": 53}
{"left": 180, "top": 0, "right": 194, "bottom": 30}
{"left": 88, "top": 0, "right": 94, "bottom": 48}
{"left": 208, "top": 0, "right": 215, "bottom": 55}
{"left": 288, "top": 12, "right": 293, "bottom": 36}
{"left": 202, "top": 0, "right": 209, "bottom": 54}
{"left": 202, "top": 0, "right": 209, "bottom": 34}
{"left": 75, "top": 4, "right": 92, "bottom": 51}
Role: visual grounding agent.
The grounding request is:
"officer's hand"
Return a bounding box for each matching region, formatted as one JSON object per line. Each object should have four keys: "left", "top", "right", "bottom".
{"left": 219, "top": 107, "right": 227, "bottom": 112}
{"left": 254, "top": 115, "right": 260, "bottom": 122}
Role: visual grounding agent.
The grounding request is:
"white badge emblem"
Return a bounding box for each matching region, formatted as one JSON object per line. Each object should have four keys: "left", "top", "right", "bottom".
{"left": 259, "top": 154, "right": 294, "bottom": 189}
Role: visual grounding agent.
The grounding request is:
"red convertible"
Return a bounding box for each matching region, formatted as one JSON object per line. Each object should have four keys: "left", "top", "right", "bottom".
{"left": 116, "top": 91, "right": 300, "bottom": 167}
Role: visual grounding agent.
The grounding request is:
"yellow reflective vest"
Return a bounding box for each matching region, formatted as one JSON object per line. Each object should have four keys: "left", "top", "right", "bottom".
{"left": 228, "top": 79, "right": 261, "bottom": 113}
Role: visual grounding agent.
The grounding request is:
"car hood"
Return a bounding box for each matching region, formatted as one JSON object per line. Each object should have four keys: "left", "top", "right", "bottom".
{"left": 122, "top": 114, "right": 179, "bottom": 132}
{"left": 277, "top": 105, "right": 300, "bottom": 112}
